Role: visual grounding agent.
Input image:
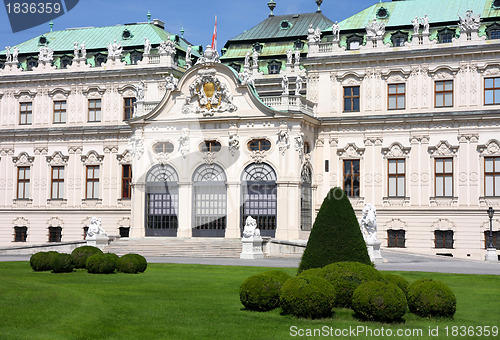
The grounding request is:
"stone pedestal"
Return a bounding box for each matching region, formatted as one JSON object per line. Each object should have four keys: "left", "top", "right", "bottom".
{"left": 366, "top": 240, "right": 384, "bottom": 264}
{"left": 240, "top": 236, "right": 264, "bottom": 259}
{"left": 485, "top": 247, "right": 498, "bottom": 262}
{"left": 86, "top": 235, "right": 109, "bottom": 250}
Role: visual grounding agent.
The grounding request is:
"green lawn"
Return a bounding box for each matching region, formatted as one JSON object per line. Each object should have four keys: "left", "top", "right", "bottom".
{"left": 0, "top": 262, "right": 499, "bottom": 340}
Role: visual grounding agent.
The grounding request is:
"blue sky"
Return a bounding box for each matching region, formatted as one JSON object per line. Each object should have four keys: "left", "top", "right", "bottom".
{"left": 0, "top": 0, "right": 386, "bottom": 51}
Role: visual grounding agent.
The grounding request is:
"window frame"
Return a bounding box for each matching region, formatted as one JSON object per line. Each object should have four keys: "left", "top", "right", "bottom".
{"left": 247, "top": 139, "right": 271, "bottom": 152}
{"left": 387, "top": 229, "right": 405, "bottom": 248}
{"left": 86, "top": 165, "right": 100, "bottom": 199}
{"left": 51, "top": 166, "right": 65, "bottom": 199}
{"left": 387, "top": 158, "right": 406, "bottom": 197}
{"left": 122, "top": 164, "right": 132, "bottom": 199}
{"left": 484, "top": 230, "right": 500, "bottom": 250}
{"left": 14, "top": 226, "right": 28, "bottom": 242}
{"left": 17, "top": 166, "right": 30, "bottom": 199}
{"left": 88, "top": 99, "right": 102, "bottom": 122}
{"left": 19, "top": 102, "right": 33, "bottom": 125}
{"left": 123, "top": 97, "right": 136, "bottom": 120}
{"left": 53, "top": 100, "right": 67, "bottom": 124}
{"left": 484, "top": 77, "right": 500, "bottom": 105}
{"left": 343, "top": 159, "right": 360, "bottom": 197}
{"left": 484, "top": 156, "right": 500, "bottom": 197}
{"left": 153, "top": 142, "right": 175, "bottom": 154}
{"left": 434, "top": 157, "right": 454, "bottom": 197}
{"left": 199, "top": 140, "right": 222, "bottom": 153}
{"left": 434, "top": 230, "right": 454, "bottom": 249}
{"left": 48, "top": 226, "right": 62, "bottom": 243}
{"left": 388, "top": 83, "right": 406, "bottom": 110}
{"left": 434, "top": 80, "right": 453, "bottom": 108}
{"left": 343, "top": 86, "right": 360, "bottom": 112}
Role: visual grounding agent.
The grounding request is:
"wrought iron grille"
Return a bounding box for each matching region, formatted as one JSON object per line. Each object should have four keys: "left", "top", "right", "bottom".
{"left": 241, "top": 163, "right": 277, "bottom": 237}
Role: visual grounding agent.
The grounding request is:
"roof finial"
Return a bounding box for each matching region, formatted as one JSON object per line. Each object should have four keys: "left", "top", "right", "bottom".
{"left": 180, "top": 27, "right": 185, "bottom": 37}
{"left": 316, "top": 0, "right": 323, "bottom": 13}
{"left": 268, "top": 0, "right": 276, "bottom": 17}
{"left": 147, "top": 10, "right": 151, "bottom": 24}
{"left": 49, "top": 20, "right": 54, "bottom": 32}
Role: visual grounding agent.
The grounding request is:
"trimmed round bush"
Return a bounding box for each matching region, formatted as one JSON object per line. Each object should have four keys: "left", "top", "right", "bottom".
{"left": 298, "top": 268, "right": 324, "bottom": 278}
{"left": 51, "top": 253, "right": 75, "bottom": 273}
{"left": 279, "top": 275, "right": 335, "bottom": 319}
{"left": 383, "top": 273, "right": 410, "bottom": 297}
{"left": 320, "top": 261, "right": 383, "bottom": 308}
{"left": 407, "top": 279, "right": 456, "bottom": 318}
{"left": 117, "top": 254, "right": 148, "bottom": 274}
{"left": 240, "top": 273, "right": 285, "bottom": 311}
{"left": 352, "top": 281, "right": 407, "bottom": 323}
{"left": 71, "top": 246, "right": 103, "bottom": 269}
{"left": 30, "top": 251, "right": 59, "bottom": 272}
{"left": 86, "top": 253, "right": 118, "bottom": 274}
{"left": 259, "top": 270, "right": 290, "bottom": 284}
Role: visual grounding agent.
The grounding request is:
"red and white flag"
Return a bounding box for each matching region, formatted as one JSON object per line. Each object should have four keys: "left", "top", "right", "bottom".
{"left": 211, "top": 16, "right": 217, "bottom": 51}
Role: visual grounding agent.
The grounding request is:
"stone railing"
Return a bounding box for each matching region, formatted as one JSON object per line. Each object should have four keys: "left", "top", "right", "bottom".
{"left": 148, "top": 55, "right": 160, "bottom": 64}
{"left": 261, "top": 95, "right": 316, "bottom": 115}
{"left": 318, "top": 42, "right": 334, "bottom": 53}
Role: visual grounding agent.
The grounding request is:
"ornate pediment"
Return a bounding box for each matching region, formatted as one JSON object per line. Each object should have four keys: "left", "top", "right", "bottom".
{"left": 182, "top": 68, "right": 237, "bottom": 117}
{"left": 382, "top": 143, "right": 411, "bottom": 158}
{"left": 13, "top": 217, "right": 29, "bottom": 227}
{"left": 432, "top": 218, "right": 456, "bottom": 231}
{"left": 337, "top": 143, "right": 365, "bottom": 158}
{"left": 47, "top": 217, "right": 64, "bottom": 227}
{"left": 46, "top": 151, "right": 69, "bottom": 166}
{"left": 477, "top": 140, "right": 500, "bottom": 156}
{"left": 384, "top": 218, "right": 408, "bottom": 231}
{"left": 81, "top": 151, "right": 104, "bottom": 165}
{"left": 428, "top": 141, "right": 459, "bottom": 156}
{"left": 12, "top": 152, "right": 34, "bottom": 166}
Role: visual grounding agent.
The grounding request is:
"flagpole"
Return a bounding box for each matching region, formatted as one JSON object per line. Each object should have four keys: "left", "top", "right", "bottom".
{"left": 211, "top": 15, "right": 218, "bottom": 52}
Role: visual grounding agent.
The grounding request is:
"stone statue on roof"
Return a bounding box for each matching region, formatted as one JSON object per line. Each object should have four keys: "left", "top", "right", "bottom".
{"left": 313, "top": 27, "right": 322, "bottom": 42}
{"left": 420, "top": 14, "right": 429, "bottom": 34}
{"left": 295, "top": 75, "right": 303, "bottom": 95}
{"left": 5, "top": 46, "right": 11, "bottom": 63}
{"left": 80, "top": 42, "right": 86, "bottom": 59}
{"left": 286, "top": 48, "right": 293, "bottom": 64}
{"left": 412, "top": 16, "right": 420, "bottom": 34}
{"left": 332, "top": 21, "right": 340, "bottom": 41}
{"left": 281, "top": 74, "right": 289, "bottom": 95}
{"left": 294, "top": 48, "right": 301, "bottom": 65}
{"left": 159, "top": 40, "right": 176, "bottom": 55}
{"left": 252, "top": 49, "right": 259, "bottom": 67}
{"left": 459, "top": 10, "right": 481, "bottom": 32}
{"left": 38, "top": 44, "right": 53, "bottom": 63}
{"left": 144, "top": 37, "right": 151, "bottom": 55}
{"left": 244, "top": 50, "right": 251, "bottom": 68}
{"left": 108, "top": 39, "right": 123, "bottom": 58}
{"left": 165, "top": 73, "right": 178, "bottom": 91}
{"left": 12, "top": 47, "right": 18, "bottom": 63}
{"left": 186, "top": 45, "right": 192, "bottom": 67}
{"left": 366, "top": 18, "right": 385, "bottom": 38}
{"left": 73, "top": 42, "right": 79, "bottom": 59}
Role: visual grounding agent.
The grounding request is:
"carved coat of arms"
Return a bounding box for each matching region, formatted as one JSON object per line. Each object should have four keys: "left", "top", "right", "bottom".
{"left": 182, "top": 68, "right": 237, "bottom": 116}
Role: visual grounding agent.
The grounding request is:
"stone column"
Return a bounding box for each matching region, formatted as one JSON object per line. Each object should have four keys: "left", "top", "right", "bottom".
{"left": 226, "top": 182, "right": 241, "bottom": 238}
{"left": 177, "top": 182, "right": 192, "bottom": 237}
{"left": 275, "top": 181, "right": 300, "bottom": 240}
{"left": 130, "top": 182, "right": 146, "bottom": 238}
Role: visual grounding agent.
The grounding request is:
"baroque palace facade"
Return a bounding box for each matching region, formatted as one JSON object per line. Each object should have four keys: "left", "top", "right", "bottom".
{"left": 1, "top": 0, "right": 500, "bottom": 260}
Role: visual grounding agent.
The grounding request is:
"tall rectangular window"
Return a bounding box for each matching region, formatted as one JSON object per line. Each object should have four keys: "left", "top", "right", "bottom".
{"left": 388, "top": 159, "right": 405, "bottom": 197}
{"left": 20, "top": 102, "right": 32, "bottom": 125}
{"left": 435, "top": 80, "right": 453, "bottom": 107}
{"left": 17, "top": 166, "right": 30, "bottom": 199}
{"left": 343, "top": 160, "right": 360, "bottom": 197}
{"left": 388, "top": 84, "right": 405, "bottom": 110}
{"left": 435, "top": 230, "right": 454, "bottom": 249}
{"left": 485, "top": 156, "right": 500, "bottom": 197}
{"left": 51, "top": 166, "right": 64, "bottom": 199}
{"left": 88, "top": 99, "right": 101, "bottom": 122}
{"left": 122, "top": 164, "right": 132, "bottom": 199}
{"left": 485, "top": 77, "right": 500, "bottom": 105}
{"left": 14, "top": 226, "right": 28, "bottom": 242}
{"left": 343, "top": 86, "right": 360, "bottom": 112}
{"left": 48, "top": 227, "right": 62, "bottom": 242}
{"left": 387, "top": 230, "right": 405, "bottom": 248}
{"left": 484, "top": 231, "right": 500, "bottom": 249}
{"left": 86, "top": 165, "right": 99, "bottom": 199}
{"left": 53, "top": 101, "right": 66, "bottom": 123}
{"left": 435, "top": 158, "right": 453, "bottom": 197}
{"left": 124, "top": 98, "right": 136, "bottom": 120}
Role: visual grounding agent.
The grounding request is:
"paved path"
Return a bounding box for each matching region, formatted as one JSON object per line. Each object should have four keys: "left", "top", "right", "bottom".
{"left": 2, "top": 250, "right": 499, "bottom": 275}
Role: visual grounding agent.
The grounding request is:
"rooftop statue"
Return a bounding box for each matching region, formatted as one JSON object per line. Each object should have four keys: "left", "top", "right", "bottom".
{"left": 281, "top": 74, "right": 289, "bottom": 94}
{"left": 38, "top": 44, "right": 54, "bottom": 63}
{"left": 294, "top": 48, "right": 301, "bottom": 64}
{"left": 459, "top": 9, "right": 481, "bottom": 32}
{"left": 412, "top": 16, "right": 420, "bottom": 34}
{"left": 107, "top": 39, "right": 123, "bottom": 58}
{"left": 80, "top": 42, "right": 86, "bottom": 59}
{"left": 365, "top": 18, "right": 385, "bottom": 38}
{"left": 295, "top": 75, "right": 303, "bottom": 95}
{"left": 332, "top": 21, "right": 340, "bottom": 41}
{"left": 244, "top": 50, "right": 251, "bottom": 68}
{"left": 286, "top": 48, "right": 293, "bottom": 64}
{"left": 144, "top": 37, "right": 151, "bottom": 55}
{"left": 420, "top": 14, "right": 429, "bottom": 34}
{"left": 12, "top": 46, "right": 18, "bottom": 63}
{"left": 5, "top": 46, "right": 11, "bottom": 63}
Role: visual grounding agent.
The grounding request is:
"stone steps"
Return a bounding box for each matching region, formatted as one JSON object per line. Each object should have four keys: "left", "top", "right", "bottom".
{"left": 104, "top": 238, "right": 243, "bottom": 258}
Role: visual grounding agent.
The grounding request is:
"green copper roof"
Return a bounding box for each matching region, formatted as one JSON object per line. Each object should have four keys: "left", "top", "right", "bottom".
{"left": 330, "top": 0, "right": 500, "bottom": 32}
{"left": 226, "top": 12, "right": 333, "bottom": 44}
{"left": 1, "top": 22, "right": 199, "bottom": 56}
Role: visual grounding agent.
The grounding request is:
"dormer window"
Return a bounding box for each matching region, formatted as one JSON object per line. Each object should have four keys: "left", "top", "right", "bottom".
{"left": 60, "top": 56, "right": 72, "bottom": 69}
{"left": 122, "top": 29, "right": 133, "bottom": 39}
{"left": 267, "top": 60, "right": 281, "bottom": 74}
{"left": 486, "top": 23, "right": 500, "bottom": 39}
{"left": 391, "top": 31, "right": 408, "bottom": 47}
{"left": 493, "top": 0, "right": 500, "bottom": 9}
{"left": 229, "top": 63, "right": 241, "bottom": 73}
{"left": 280, "top": 20, "right": 292, "bottom": 30}
{"left": 437, "top": 28, "right": 455, "bottom": 43}
{"left": 294, "top": 39, "right": 304, "bottom": 50}
{"left": 38, "top": 36, "right": 48, "bottom": 45}
{"left": 26, "top": 57, "right": 38, "bottom": 71}
{"left": 129, "top": 51, "right": 142, "bottom": 65}
{"left": 376, "top": 7, "right": 389, "bottom": 19}
{"left": 253, "top": 43, "right": 263, "bottom": 53}
{"left": 346, "top": 35, "right": 363, "bottom": 50}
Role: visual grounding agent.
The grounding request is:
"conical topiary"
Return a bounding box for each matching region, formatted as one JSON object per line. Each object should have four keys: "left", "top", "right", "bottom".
{"left": 298, "top": 187, "right": 371, "bottom": 273}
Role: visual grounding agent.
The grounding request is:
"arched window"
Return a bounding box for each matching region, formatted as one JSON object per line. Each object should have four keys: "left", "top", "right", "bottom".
{"left": 300, "top": 166, "right": 313, "bottom": 231}
{"left": 241, "top": 163, "right": 277, "bottom": 237}
{"left": 192, "top": 164, "right": 227, "bottom": 237}
{"left": 145, "top": 165, "right": 179, "bottom": 237}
